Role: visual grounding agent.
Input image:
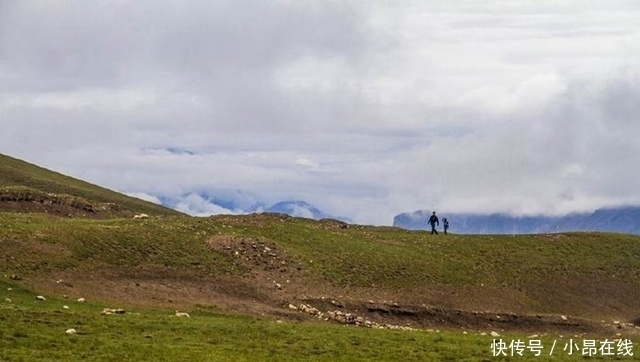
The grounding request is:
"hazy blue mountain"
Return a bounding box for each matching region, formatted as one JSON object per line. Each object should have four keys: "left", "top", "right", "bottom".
{"left": 262, "top": 200, "right": 353, "bottom": 222}
{"left": 157, "top": 190, "right": 348, "bottom": 221}
{"left": 548, "top": 206, "right": 640, "bottom": 234}
{"left": 393, "top": 206, "right": 640, "bottom": 234}
{"left": 265, "top": 200, "right": 329, "bottom": 219}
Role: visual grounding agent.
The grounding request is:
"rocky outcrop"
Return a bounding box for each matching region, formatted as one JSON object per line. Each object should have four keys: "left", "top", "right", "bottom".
{"left": 291, "top": 303, "right": 417, "bottom": 331}
{"left": 0, "top": 186, "right": 126, "bottom": 215}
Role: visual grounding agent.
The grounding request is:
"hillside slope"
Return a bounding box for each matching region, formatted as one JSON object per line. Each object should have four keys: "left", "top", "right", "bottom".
{"left": 0, "top": 153, "right": 181, "bottom": 217}
{"left": 0, "top": 153, "right": 638, "bottom": 334}
{"left": 1, "top": 212, "right": 638, "bottom": 334}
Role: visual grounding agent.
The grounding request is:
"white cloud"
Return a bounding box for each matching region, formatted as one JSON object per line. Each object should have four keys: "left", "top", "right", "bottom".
{"left": 1, "top": 0, "right": 640, "bottom": 225}
{"left": 173, "top": 193, "right": 237, "bottom": 217}
{"left": 125, "top": 192, "right": 162, "bottom": 205}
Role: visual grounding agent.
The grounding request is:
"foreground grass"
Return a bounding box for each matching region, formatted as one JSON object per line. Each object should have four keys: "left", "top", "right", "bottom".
{"left": 0, "top": 280, "right": 481, "bottom": 362}
{"left": 2, "top": 280, "right": 635, "bottom": 362}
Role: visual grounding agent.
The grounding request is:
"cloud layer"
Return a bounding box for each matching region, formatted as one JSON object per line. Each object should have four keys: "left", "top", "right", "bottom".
{"left": 2, "top": 1, "right": 639, "bottom": 224}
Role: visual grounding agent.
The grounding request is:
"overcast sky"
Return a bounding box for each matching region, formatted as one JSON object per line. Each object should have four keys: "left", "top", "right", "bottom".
{"left": 1, "top": 0, "right": 639, "bottom": 224}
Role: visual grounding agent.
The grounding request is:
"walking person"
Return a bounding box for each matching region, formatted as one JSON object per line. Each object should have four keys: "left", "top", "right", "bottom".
{"left": 428, "top": 211, "right": 439, "bottom": 235}
{"left": 443, "top": 218, "right": 449, "bottom": 235}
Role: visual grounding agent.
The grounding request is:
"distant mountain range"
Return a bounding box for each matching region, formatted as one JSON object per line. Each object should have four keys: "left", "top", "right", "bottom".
{"left": 265, "top": 200, "right": 330, "bottom": 219}
{"left": 162, "top": 191, "right": 350, "bottom": 222}
{"left": 262, "top": 200, "right": 351, "bottom": 223}
{"left": 393, "top": 206, "right": 640, "bottom": 235}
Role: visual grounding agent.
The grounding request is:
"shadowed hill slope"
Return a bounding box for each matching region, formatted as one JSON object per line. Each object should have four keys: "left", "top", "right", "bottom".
{"left": 0, "top": 153, "right": 181, "bottom": 217}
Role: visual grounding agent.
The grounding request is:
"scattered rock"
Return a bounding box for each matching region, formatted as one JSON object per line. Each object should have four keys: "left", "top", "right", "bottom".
{"left": 36, "top": 295, "right": 46, "bottom": 301}
{"left": 77, "top": 298, "right": 86, "bottom": 303}
{"left": 4, "top": 298, "right": 12, "bottom": 303}
{"left": 294, "top": 302, "right": 417, "bottom": 330}
{"left": 560, "top": 315, "right": 568, "bottom": 321}
{"left": 101, "top": 308, "right": 126, "bottom": 315}
{"left": 65, "top": 328, "right": 77, "bottom": 335}
{"left": 490, "top": 331, "right": 500, "bottom": 337}
{"left": 174, "top": 311, "right": 190, "bottom": 318}
{"left": 63, "top": 305, "right": 69, "bottom": 309}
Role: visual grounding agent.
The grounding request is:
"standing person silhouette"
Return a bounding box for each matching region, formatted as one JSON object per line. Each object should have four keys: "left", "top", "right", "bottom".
{"left": 443, "top": 218, "right": 449, "bottom": 235}
{"left": 428, "top": 211, "right": 439, "bottom": 235}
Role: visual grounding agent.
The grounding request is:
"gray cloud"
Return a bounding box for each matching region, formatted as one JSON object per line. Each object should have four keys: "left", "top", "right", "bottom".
{"left": 1, "top": 1, "right": 640, "bottom": 225}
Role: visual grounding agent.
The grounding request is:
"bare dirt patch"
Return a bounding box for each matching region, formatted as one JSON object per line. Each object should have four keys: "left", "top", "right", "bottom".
{"left": 20, "top": 264, "right": 639, "bottom": 338}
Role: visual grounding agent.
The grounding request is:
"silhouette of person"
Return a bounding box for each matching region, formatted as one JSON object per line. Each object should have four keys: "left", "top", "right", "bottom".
{"left": 443, "top": 218, "right": 449, "bottom": 235}
{"left": 428, "top": 211, "right": 439, "bottom": 235}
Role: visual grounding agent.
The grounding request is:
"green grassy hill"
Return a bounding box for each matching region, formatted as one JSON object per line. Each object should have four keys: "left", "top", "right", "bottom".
{"left": 1, "top": 153, "right": 638, "bottom": 360}
{"left": 0, "top": 153, "right": 181, "bottom": 217}
{"left": 1, "top": 212, "right": 638, "bottom": 325}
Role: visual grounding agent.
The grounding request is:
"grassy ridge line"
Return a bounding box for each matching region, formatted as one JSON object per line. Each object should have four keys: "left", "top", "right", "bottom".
{"left": 214, "top": 214, "right": 640, "bottom": 286}
{"left": 0, "top": 153, "right": 181, "bottom": 216}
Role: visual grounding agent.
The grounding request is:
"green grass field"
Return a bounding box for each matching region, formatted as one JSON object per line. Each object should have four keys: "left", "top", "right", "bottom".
{"left": 2, "top": 278, "right": 636, "bottom": 362}
{"left": 2, "top": 213, "right": 639, "bottom": 293}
